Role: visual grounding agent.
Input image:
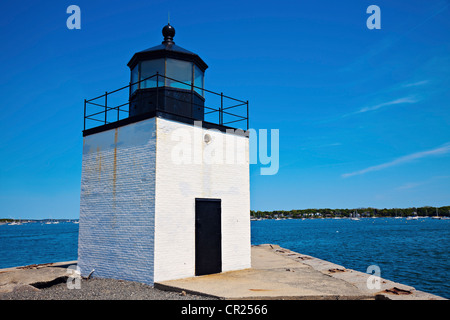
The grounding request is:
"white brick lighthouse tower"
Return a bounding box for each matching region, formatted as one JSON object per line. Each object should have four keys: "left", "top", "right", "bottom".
{"left": 78, "top": 24, "right": 251, "bottom": 285}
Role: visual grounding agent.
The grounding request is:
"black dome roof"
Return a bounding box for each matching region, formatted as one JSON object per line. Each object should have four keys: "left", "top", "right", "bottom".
{"left": 127, "top": 24, "right": 208, "bottom": 71}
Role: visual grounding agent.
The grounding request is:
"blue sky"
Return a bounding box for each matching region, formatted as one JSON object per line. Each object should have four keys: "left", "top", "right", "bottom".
{"left": 0, "top": 0, "right": 449, "bottom": 219}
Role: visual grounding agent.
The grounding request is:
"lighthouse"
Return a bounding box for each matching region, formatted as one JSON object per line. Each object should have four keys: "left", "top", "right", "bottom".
{"left": 78, "top": 24, "right": 251, "bottom": 285}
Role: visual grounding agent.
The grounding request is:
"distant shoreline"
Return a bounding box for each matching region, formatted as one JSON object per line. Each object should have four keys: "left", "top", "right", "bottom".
{"left": 0, "top": 219, "right": 79, "bottom": 224}
{"left": 3, "top": 205, "right": 450, "bottom": 223}
{"left": 2, "top": 215, "right": 449, "bottom": 225}
{"left": 251, "top": 216, "right": 450, "bottom": 221}
{"left": 251, "top": 206, "right": 450, "bottom": 220}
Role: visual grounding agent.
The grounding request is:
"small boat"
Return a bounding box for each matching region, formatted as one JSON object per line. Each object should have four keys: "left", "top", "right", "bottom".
{"left": 431, "top": 208, "right": 441, "bottom": 219}
{"left": 350, "top": 210, "right": 360, "bottom": 220}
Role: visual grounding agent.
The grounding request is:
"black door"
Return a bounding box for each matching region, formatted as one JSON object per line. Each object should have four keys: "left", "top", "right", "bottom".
{"left": 195, "top": 198, "right": 222, "bottom": 276}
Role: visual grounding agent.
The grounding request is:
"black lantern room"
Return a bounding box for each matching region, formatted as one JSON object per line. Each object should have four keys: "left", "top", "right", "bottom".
{"left": 127, "top": 24, "right": 208, "bottom": 120}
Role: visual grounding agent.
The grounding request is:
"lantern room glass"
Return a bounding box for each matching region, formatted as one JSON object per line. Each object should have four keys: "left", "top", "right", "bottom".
{"left": 140, "top": 59, "right": 165, "bottom": 89}
{"left": 194, "top": 65, "right": 204, "bottom": 96}
{"left": 165, "top": 58, "right": 192, "bottom": 90}
{"left": 130, "top": 58, "right": 205, "bottom": 95}
{"left": 130, "top": 65, "right": 139, "bottom": 94}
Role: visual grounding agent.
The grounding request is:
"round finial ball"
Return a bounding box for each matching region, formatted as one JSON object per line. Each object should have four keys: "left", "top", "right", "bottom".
{"left": 162, "top": 24, "right": 175, "bottom": 40}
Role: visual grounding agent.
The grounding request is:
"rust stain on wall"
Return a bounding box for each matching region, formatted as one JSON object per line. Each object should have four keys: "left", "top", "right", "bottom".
{"left": 113, "top": 128, "right": 118, "bottom": 207}
{"left": 96, "top": 146, "right": 102, "bottom": 180}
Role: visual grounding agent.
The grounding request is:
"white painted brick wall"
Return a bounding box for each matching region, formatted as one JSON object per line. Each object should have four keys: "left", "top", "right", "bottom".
{"left": 154, "top": 118, "right": 251, "bottom": 282}
{"left": 78, "top": 116, "right": 251, "bottom": 285}
{"left": 78, "top": 118, "right": 156, "bottom": 285}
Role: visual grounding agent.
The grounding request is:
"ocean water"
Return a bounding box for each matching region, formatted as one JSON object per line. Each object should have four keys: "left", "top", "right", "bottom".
{"left": 0, "top": 222, "right": 79, "bottom": 269}
{"left": 0, "top": 218, "right": 448, "bottom": 298}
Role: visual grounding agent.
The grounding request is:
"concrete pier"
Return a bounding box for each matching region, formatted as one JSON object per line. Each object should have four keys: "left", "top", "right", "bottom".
{"left": 156, "top": 244, "right": 446, "bottom": 300}
{"left": 0, "top": 261, "right": 77, "bottom": 294}
{"left": 0, "top": 245, "right": 446, "bottom": 300}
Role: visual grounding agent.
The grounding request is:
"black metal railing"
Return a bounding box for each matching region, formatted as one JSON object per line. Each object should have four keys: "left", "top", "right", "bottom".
{"left": 84, "top": 73, "right": 249, "bottom": 131}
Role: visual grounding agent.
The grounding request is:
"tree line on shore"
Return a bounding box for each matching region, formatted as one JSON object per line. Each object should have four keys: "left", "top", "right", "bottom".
{"left": 250, "top": 206, "right": 450, "bottom": 219}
